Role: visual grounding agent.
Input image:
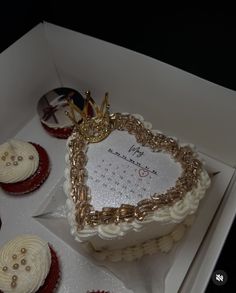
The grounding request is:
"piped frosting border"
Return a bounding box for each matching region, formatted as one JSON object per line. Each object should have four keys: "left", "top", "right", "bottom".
{"left": 64, "top": 114, "right": 211, "bottom": 241}
{"left": 93, "top": 214, "right": 196, "bottom": 262}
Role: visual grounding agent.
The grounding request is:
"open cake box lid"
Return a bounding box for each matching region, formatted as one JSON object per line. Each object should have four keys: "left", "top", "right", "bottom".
{"left": 44, "top": 22, "right": 236, "bottom": 168}
{"left": 0, "top": 22, "right": 236, "bottom": 168}
{"left": 0, "top": 22, "right": 236, "bottom": 293}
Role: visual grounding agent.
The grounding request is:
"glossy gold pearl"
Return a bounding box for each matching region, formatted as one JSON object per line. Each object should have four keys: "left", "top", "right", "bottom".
{"left": 13, "top": 161, "right": 18, "bottom": 166}
{"left": 6, "top": 162, "right": 11, "bottom": 166}
{"left": 25, "top": 266, "right": 31, "bottom": 271}
{"left": 12, "top": 275, "right": 18, "bottom": 281}
{"left": 17, "top": 156, "right": 23, "bottom": 161}
{"left": 11, "top": 281, "right": 17, "bottom": 288}
{"left": 4, "top": 152, "right": 8, "bottom": 156}
{"left": 12, "top": 263, "right": 19, "bottom": 270}
{"left": 2, "top": 266, "right": 8, "bottom": 272}
{"left": 1, "top": 156, "right": 6, "bottom": 161}
{"left": 12, "top": 254, "right": 17, "bottom": 260}
{"left": 21, "top": 259, "right": 26, "bottom": 265}
{"left": 21, "top": 248, "right": 27, "bottom": 254}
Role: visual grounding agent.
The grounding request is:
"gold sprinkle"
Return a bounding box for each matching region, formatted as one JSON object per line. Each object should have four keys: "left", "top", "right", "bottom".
{"left": 28, "top": 155, "right": 34, "bottom": 160}
{"left": 6, "top": 162, "right": 11, "bottom": 166}
{"left": 12, "top": 254, "right": 17, "bottom": 260}
{"left": 21, "top": 248, "right": 27, "bottom": 254}
{"left": 13, "top": 161, "right": 18, "bottom": 166}
{"left": 4, "top": 152, "right": 8, "bottom": 156}
{"left": 12, "top": 263, "right": 19, "bottom": 270}
{"left": 25, "top": 266, "right": 31, "bottom": 271}
{"left": 17, "top": 156, "right": 23, "bottom": 161}
{"left": 2, "top": 266, "right": 8, "bottom": 272}
{"left": 21, "top": 259, "right": 26, "bottom": 265}
{"left": 1, "top": 156, "right": 6, "bottom": 161}
{"left": 11, "top": 281, "right": 17, "bottom": 288}
{"left": 12, "top": 275, "right": 18, "bottom": 281}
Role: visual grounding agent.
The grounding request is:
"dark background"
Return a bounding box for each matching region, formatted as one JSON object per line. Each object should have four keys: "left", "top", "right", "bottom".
{"left": 0, "top": 3, "right": 235, "bottom": 292}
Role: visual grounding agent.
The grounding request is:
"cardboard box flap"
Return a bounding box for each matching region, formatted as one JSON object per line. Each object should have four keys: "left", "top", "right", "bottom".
{"left": 0, "top": 23, "right": 60, "bottom": 143}
{"left": 44, "top": 22, "right": 236, "bottom": 167}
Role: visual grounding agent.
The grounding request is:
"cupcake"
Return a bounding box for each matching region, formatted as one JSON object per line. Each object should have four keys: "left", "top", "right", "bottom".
{"left": 37, "top": 87, "right": 91, "bottom": 139}
{"left": 0, "top": 139, "right": 50, "bottom": 195}
{"left": 0, "top": 234, "right": 60, "bottom": 293}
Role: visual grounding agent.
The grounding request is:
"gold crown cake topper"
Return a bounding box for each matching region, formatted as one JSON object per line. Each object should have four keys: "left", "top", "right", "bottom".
{"left": 66, "top": 91, "right": 112, "bottom": 143}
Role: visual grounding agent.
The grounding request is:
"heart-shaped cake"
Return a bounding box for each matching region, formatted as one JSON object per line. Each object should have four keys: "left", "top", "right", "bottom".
{"left": 64, "top": 92, "right": 211, "bottom": 261}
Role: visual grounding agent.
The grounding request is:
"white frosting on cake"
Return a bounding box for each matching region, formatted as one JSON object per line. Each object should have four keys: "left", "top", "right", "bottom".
{"left": 0, "top": 235, "right": 51, "bottom": 293}
{"left": 64, "top": 114, "right": 211, "bottom": 260}
{"left": 93, "top": 216, "right": 195, "bottom": 261}
{"left": 171, "top": 224, "right": 186, "bottom": 242}
{"left": 0, "top": 140, "right": 39, "bottom": 183}
{"left": 65, "top": 138, "right": 210, "bottom": 241}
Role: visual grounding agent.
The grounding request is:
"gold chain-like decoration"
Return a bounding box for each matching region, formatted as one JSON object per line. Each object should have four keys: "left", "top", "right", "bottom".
{"left": 69, "top": 113, "right": 202, "bottom": 230}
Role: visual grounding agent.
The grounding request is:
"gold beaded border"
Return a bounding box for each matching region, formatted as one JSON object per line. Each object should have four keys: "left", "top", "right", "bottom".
{"left": 68, "top": 113, "right": 202, "bottom": 230}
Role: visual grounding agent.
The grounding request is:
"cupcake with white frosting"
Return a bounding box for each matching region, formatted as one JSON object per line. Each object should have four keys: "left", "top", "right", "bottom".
{"left": 0, "top": 234, "right": 60, "bottom": 293}
{"left": 0, "top": 139, "right": 50, "bottom": 195}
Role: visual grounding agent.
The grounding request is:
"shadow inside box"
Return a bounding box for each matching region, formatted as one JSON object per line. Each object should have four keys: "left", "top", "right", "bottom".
{"left": 32, "top": 177, "right": 88, "bottom": 255}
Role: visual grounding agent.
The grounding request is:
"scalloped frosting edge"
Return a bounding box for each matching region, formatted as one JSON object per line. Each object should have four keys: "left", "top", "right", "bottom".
{"left": 92, "top": 214, "right": 196, "bottom": 262}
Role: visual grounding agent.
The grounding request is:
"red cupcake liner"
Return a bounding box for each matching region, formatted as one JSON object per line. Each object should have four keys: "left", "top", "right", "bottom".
{"left": 0, "top": 143, "right": 50, "bottom": 195}
{"left": 37, "top": 246, "right": 60, "bottom": 293}
{"left": 41, "top": 122, "right": 73, "bottom": 139}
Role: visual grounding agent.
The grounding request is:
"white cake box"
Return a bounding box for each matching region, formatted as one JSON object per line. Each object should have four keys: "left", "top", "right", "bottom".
{"left": 0, "top": 22, "right": 236, "bottom": 293}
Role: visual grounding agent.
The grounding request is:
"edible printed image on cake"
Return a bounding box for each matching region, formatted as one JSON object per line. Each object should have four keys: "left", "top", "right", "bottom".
{"left": 37, "top": 87, "right": 92, "bottom": 139}
{"left": 0, "top": 140, "right": 50, "bottom": 195}
{"left": 64, "top": 92, "right": 211, "bottom": 262}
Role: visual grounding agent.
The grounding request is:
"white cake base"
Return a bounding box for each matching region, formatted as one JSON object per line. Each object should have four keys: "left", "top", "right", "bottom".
{"left": 64, "top": 113, "right": 211, "bottom": 262}
{"left": 92, "top": 215, "right": 195, "bottom": 262}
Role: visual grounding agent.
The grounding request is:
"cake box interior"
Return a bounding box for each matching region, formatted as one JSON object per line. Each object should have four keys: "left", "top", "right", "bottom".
{"left": 0, "top": 22, "right": 236, "bottom": 293}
